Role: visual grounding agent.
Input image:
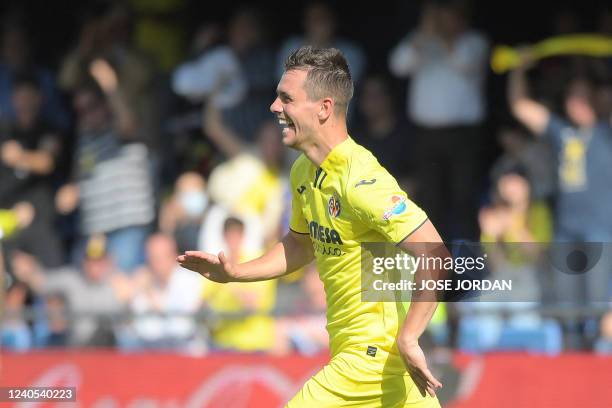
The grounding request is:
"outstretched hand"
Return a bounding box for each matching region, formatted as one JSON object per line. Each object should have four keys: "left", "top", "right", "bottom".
{"left": 399, "top": 340, "right": 442, "bottom": 398}
{"left": 177, "top": 250, "right": 236, "bottom": 283}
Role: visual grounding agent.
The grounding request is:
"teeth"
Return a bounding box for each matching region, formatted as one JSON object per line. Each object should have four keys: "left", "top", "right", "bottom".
{"left": 278, "top": 118, "right": 293, "bottom": 127}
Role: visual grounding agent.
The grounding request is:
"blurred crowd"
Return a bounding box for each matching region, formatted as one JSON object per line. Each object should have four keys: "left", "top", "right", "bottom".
{"left": 1, "top": 0, "right": 611, "bottom": 355}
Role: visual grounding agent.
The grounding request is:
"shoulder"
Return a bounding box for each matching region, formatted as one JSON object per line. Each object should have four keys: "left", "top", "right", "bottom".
{"left": 544, "top": 113, "right": 571, "bottom": 138}
{"left": 289, "top": 153, "right": 310, "bottom": 182}
{"left": 346, "top": 142, "right": 388, "bottom": 181}
{"left": 345, "top": 143, "right": 397, "bottom": 202}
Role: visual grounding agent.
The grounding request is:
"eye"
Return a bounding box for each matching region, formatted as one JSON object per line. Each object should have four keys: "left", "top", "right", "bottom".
{"left": 278, "top": 92, "right": 292, "bottom": 103}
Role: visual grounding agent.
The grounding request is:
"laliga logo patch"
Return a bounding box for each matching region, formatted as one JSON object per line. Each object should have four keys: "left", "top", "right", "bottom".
{"left": 383, "top": 195, "right": 407, "bottom": 220}
{"left": 328, "top": 194, "right": 341, "bottom": 218}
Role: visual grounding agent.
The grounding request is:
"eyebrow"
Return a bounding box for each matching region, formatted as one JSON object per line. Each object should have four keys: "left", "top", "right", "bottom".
{"left": 276, "top": 89, "right": 292, "bottom": 100}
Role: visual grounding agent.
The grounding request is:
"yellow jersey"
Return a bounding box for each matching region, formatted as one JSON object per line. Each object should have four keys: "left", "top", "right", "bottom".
{"left": 203, "top": 251, "right": 277, "bottom": 351}
{"left": 289, "top": 136, "right": 428, "bottom": 377}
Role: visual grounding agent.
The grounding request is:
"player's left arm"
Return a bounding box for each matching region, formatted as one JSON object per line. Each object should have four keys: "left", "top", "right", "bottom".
{"left": 347, "top": 162, "right": 446, "bottom": 397}
{"left": 396, "top": 220, "right": 447, "bottom": 398}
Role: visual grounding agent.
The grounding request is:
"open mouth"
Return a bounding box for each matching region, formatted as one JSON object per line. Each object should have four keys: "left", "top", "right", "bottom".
{"left": 278, "top": 117, "right": 295, "bottom": 132}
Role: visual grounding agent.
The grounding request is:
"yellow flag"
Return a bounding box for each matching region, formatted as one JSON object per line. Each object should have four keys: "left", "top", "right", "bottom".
{"left": 492, "top": 34, "right": 612, "bottom": 73}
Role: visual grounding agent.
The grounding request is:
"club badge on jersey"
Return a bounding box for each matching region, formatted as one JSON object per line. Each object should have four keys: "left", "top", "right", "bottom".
{"left": 328, "top": 194, "right": 341, "bottom": 218}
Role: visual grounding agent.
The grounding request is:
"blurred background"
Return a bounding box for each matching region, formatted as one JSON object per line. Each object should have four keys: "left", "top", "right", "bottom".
{"left": 0, "top": 0, "right": 611, "bottom": 406}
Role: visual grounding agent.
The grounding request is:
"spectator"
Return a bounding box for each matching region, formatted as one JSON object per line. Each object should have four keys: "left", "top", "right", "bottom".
{"left": 55, "top": 59, "right": 154, "bottom": 272}
{"left": 173, "top": 8, "right": 276, "bottom": 141}
{"left": 508, "top": 53, "right": 612, "bottom": 294}
{"left": 172, "top": 23, "right": 246, "bottom": 109}
{"left": 480, "top": 168, "right": 552, "bottom": 307}
{"left": 159, "top": 171, "right": 211, "bottom": 254}
{"left": 58, "top": 6, "right": 159, "bottom": 148}
{"left": 389, "top": 0, "right": 489, "bottom": 241}
{"left": 204, "top": 103, "right": 288, "bottom": 245}
{"left": 352, "top": 74, "right": 414, "bottom": 190}
{"left": 0, "top": 74, "right": 63, "bottom": 267}
{"left": 1, "top": 281, "right": 33, "bottom": 351}
{"left": 455, "top": 170, "right": 561, "bottom": 354}
{"left": 202, "top": 217, "right": 277, "bottom": 352}
{"left": 0, "top": 19, "right": 69, "bottom": 129}
{"left": 122, "top": 233, "right": 204, "bottom": 351}
{"left": 277, "top": 2, "right": 365, "bottom": 84}
{"left": 12, "top": 235, "right": 131, "bottom": 347}
{"left": 490, "top": 125, "right": 556, "bottom": 201}
{"left": 483, "top": 169, "right": 553, "bottom": 245}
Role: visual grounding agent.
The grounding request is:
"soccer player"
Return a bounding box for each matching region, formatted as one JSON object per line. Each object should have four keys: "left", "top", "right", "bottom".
{"left": 179, "top": 46, "right": 444, "bottom": 407}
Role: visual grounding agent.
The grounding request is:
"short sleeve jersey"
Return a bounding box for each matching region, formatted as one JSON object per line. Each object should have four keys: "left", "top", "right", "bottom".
{"left": 289, "top": 136, "right": 428, "bottom": 374}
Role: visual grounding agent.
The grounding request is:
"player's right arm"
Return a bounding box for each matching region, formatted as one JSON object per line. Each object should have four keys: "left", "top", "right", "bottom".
{"left": 178, "top": 230, "right": 313, "bottom": 283}
{"left": 507, "top": 54, "right": 550, "bottom": 135}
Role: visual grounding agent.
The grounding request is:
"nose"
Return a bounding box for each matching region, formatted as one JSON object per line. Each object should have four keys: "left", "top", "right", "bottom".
{"left": 270, "top": 97, "right": 281, "bottom": 114}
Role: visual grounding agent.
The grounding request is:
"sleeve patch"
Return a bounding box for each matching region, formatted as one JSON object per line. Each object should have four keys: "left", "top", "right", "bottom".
{"left": 382, "top": 195, "right": 408, "bottom": 220}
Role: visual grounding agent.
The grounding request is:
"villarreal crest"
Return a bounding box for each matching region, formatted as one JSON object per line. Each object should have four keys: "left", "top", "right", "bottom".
{"left": 328, "top": 194, "right": 341, "bottom": 218}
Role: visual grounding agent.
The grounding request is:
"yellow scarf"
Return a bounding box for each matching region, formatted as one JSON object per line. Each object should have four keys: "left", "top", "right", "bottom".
{"left": 492, "top": 34, "right": 612, "bottom": 73}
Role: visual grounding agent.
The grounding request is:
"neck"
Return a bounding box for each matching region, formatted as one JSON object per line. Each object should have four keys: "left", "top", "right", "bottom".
{"left": 577, "top": 121, "right": 595, "bottom": 130}
{"left": 300, "top": 121, "right": 348, "bottom": 166}
{"left": 510, "top": 201, "right": 529, "bottom": 214}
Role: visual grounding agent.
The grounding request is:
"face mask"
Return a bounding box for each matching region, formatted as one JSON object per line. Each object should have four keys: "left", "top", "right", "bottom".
{"left": 179, "top": 191, "right": 209, "bottom": 217}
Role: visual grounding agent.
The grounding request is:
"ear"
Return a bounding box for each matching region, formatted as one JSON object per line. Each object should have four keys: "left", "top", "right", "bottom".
{"left": 318, "top": 97, "right": 334, "bottom": 121}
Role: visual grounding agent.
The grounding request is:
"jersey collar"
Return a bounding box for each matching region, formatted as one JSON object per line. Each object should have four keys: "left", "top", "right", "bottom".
{"left": 319, "top": 136, "right": 355, "bottom": 174}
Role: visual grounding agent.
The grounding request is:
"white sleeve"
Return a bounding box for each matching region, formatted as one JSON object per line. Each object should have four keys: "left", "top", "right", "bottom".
{"left": 389, "top": 33, "right": 421, "bottom": 77}
{"left": 171, "top": 48, "right": 247, "bottom": 107}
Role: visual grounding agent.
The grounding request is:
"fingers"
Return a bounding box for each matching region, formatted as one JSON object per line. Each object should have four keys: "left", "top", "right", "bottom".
{"left": 177, "top": 251, "right": 218, "bottom": 263}
{"left": 422, "top": 367, "right": 443, "bottom": 389}
{"left": 409, "top": 368, "right": 439, "bottom": 398}
{"left": 180, "top": 263, "right": 209, "bottom": 277}
{"left": 408, "top": 368, "right": 428, "bottom": 397}
{"left": 406, "top": 363, "right": 442, "bottom": 398}
{"left": 218, "top": 250, "right": 228, "bottom": 265}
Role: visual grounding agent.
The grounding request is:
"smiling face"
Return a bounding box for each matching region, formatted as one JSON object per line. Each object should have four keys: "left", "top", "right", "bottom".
{"left": 270, "top": 69, "right": 322, "bottom": 149}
